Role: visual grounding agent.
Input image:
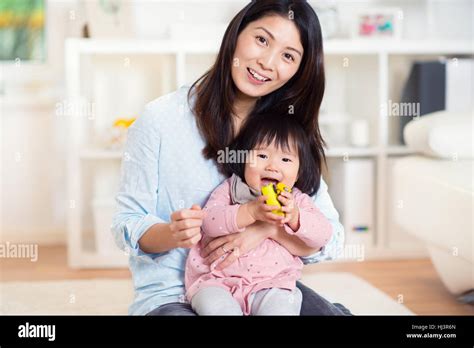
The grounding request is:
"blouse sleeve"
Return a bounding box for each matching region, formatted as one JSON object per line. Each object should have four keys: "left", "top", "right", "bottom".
{"left": 111, "top": 104, "right": 165, "bottom": 257}
{"left": 299, "top": 176, "right": 345, "bottom": 264}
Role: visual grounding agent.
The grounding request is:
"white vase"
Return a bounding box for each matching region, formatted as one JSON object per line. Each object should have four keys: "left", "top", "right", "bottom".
{"left": 350, "top": 119, "right": 370, "bottom": 147}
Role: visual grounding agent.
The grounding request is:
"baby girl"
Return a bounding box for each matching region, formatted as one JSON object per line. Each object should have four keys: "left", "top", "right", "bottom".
{"left": 185, "top": 114, "right": 333, "bottom": 315}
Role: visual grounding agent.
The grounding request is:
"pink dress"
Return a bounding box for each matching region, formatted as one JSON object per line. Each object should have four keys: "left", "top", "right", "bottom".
{"left": 185, "top": 178, "right": 333, "bottom": 315}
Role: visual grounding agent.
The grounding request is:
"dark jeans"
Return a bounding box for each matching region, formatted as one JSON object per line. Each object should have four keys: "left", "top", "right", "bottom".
{"left": 146, "top": 281, "right": 352, "bottom": 316}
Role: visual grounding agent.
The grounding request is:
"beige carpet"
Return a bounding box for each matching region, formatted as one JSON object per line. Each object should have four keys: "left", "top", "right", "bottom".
{"left": 0, "top": 272, "right": 413, "bottom": 315}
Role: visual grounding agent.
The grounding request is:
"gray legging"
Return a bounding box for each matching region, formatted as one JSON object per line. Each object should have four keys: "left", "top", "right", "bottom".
{"left": 146, "top": 281, "right": 353, "bottom": 316}
{"left": 191, "top": 287, "right": 303, "bottom": 315}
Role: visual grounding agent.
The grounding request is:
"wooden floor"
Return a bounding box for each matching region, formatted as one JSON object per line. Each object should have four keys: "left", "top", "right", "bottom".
{"left": 1, "top": 245, "right": 472, "bottom": 315}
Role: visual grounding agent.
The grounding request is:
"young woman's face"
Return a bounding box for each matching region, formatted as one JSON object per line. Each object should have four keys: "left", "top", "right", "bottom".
{"left": 232, "top": 15, "right": 304, "bottom": 98}
{"left": 244, "top": 139, "right": 300, "bottom": 191}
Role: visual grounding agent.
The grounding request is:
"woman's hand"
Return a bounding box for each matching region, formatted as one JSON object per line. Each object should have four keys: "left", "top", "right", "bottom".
{"left": 247, "top": 196, "right": 285, "bottom": 225}
{"left": 138, "top": 204, "right": 206, "bottom": 253}
{"left": 277, "top": 190, "right": 300, "bottom": 230}
{"left": 200, "top": 221, "right": 278, "bottom": 270}
{"left": 169, "top": 204, "right": 206, "bottom": 248}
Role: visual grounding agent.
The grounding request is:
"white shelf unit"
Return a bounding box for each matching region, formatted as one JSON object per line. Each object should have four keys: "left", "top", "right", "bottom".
{"left": 66, "top": 38, "right": 473, "bottom": 267}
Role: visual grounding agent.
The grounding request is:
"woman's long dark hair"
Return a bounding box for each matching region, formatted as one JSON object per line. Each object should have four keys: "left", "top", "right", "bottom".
{"left": 227, "top": 113, "right": 319, "bottom": 196}
{"left": 188, "top": 0, "right": 326, "bottom": 193}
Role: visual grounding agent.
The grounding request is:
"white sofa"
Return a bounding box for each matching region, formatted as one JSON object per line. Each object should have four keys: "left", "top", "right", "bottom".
{"left": 392, "top": 110, "right": 474, "bottom": 295}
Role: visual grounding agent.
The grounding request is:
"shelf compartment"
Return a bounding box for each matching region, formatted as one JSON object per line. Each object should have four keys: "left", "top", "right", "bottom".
{"left": 322, "top": 54, "right": 379, "bottom": 148}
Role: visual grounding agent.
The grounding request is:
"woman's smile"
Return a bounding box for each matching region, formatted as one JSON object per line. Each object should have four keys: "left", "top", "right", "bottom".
{"left": 247, "top": 67, "right": 271, "bottom": 85}
{"left": 247, "top": 67, "right": 272, "bottom": 82}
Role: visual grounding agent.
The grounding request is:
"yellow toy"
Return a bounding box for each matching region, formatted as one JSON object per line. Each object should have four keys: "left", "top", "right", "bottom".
{"left": 261, "top": 182, "right": 292, "bottom": 216}
{"left": 113, "top": 118, "right": 136, "bottom": 128}
{"left": 104, "top": 117, "right": 136, "bottom": 149}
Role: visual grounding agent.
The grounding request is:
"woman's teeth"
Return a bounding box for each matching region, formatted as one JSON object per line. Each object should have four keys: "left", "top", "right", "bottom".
{"left": 248, "top": 68, "right": 270, "bottom": 82}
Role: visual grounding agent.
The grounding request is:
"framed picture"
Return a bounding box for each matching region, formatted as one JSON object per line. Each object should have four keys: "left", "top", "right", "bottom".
{"left": 0, "top": 0, "right": 46, "bottom": 61}
{"left": 84, "top": 0, "right": 135, "bottom": 38}
{"left": 351, "top": 8, "right": 403, "bottom": 40}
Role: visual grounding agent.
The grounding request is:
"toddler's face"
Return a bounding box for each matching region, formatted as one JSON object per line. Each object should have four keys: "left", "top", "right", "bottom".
{"left": 244, "top": 139, "right": 299, "bottom": 191}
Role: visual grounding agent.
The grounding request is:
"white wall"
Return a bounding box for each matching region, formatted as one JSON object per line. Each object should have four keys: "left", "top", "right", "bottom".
{"left": 1, "top": 0, "right": 83, "bottom": 244}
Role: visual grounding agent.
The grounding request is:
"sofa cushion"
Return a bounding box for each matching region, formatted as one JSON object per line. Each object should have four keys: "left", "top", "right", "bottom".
{"left": 404, "top": 110, "right": 473, "bottom": 159}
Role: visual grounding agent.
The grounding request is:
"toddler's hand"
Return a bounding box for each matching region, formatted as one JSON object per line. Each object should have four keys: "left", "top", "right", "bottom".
{"left": 278, "top": 190, "right": 300, "bottom": 230}
{"left": 247, "top": 195, "right": 284, "bottom": 225}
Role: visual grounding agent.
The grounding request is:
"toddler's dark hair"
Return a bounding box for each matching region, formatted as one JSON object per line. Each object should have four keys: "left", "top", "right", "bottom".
{"left": 225, "top": 113, "right": 320, "bottom": 196}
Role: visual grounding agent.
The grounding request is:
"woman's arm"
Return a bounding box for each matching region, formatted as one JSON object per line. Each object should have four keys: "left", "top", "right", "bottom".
{"left": 138, "top": 223, "right": 174, "bottom": 254}
{"left": 300, "top": 177, "right": 345, "bottom": 263}
{"left": 111, "top": 105, "right": 166, "bottom": 256}
{"left": 139, "top": 205, "right": 205, "bottom": 253}
{"left": 112, "top": 105, "right": 205, "bottom": 255}
{"left": 200, "top": 221, "right": 273, "bottom": 269}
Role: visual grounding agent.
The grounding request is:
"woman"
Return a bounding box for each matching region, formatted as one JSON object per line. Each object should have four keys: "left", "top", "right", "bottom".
{"left": 112, "top": 0, "right": 349, "bottom": 316}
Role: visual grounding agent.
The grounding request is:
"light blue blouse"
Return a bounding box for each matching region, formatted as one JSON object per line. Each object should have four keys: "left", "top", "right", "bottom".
{"left": 111, "top": 85, "right": 344, "bottom": 315}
